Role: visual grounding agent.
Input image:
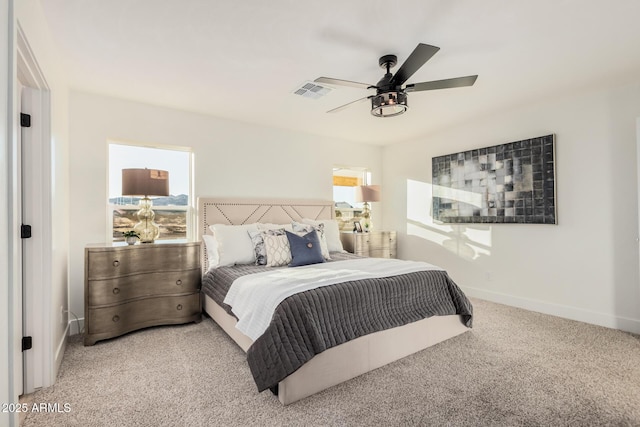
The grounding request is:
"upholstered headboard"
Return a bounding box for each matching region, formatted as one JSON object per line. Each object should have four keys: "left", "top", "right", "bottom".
{"left": 197, "top": 197, "right": 335, "bottom": 271}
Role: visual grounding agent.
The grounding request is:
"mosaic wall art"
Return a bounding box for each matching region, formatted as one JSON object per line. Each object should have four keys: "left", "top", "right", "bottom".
{"left": 432, "top": 134, "right": 556, "bottom": 224}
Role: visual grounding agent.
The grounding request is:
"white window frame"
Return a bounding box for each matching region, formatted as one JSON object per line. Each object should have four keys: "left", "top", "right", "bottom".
{"left": 106, "top": 140, "right": 195, "bottom": 243}
{"left": 333, "top": 166, "right": 372, "bottom": 230}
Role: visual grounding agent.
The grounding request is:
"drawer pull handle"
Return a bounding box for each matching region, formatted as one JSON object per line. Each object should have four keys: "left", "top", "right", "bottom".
{"left": 112, "top": 315, "right": 120, "bottom": 322}
{"left": 112, "top": 287, "right": 120, "bottom": 294}
{"left": 176, "top": 304, "right": 183, "bottom": 311}
{"left": 176, "top": 279, "right": 182, "bottom": 286}
{"left": 113, "top": 260, "right": 120, "bottom": 267}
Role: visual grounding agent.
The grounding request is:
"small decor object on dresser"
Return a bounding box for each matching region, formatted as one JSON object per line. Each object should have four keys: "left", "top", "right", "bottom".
{"left": 122, "top": 230, "right": 139, "bottom": 245}
{"left": 341, "top": 230, "right": 397, "bottom": 259}
{"left": 84, "top": 241, "right": 202, "bottom": 345}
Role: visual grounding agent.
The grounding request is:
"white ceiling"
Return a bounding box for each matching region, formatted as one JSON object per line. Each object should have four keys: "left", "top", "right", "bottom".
{"left": 39, "top": 0, "right": 640, "bottom": 145}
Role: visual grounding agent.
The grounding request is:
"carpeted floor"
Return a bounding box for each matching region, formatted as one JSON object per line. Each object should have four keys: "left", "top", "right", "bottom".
{"left": 22, "top": 298, "right": 640, "bottom": 426}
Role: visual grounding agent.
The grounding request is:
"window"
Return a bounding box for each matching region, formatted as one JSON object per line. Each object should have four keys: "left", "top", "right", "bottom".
{"left": 332, "top": 167, "right": 371, "bottom": 231}
{"left": 108, "top": 142, "right": 193, "bottom": 242}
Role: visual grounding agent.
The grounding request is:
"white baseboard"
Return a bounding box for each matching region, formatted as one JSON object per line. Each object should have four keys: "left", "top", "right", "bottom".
{"left": 54, "top": 322, "right": 69, "bottom": 381}
{"left": 462, "top": 286, "right": 640, "bottom": 335}
{"left": 64, "top": 296, "right": 640, "bottom": 337}
{"left": 68, "top": 317, "right": 85, "bottom": 336}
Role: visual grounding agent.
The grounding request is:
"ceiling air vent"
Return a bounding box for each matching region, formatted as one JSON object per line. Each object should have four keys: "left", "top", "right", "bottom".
{"left": 293, "top": 81, "right": 332, "bottom": 100}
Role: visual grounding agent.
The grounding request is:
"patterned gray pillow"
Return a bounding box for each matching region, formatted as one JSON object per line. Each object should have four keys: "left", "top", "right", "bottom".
{"left": 248, "top": 229, "right": 286, "bottom": 265}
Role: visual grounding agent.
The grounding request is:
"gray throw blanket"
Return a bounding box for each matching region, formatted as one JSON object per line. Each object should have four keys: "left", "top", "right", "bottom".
{"left": 202, "top": 254, "right": 473, "bottom": 392}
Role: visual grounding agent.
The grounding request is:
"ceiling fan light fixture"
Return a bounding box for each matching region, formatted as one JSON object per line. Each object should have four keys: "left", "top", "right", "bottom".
{"left": 371, "top": 91, "right": 408, "bottom": 117}
{"left": 321, "top": 43, "right": 476, "bottom": 116}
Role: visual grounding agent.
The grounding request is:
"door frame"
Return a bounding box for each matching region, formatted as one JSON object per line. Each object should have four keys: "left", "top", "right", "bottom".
{"left": 2, "top": 1, "right": 18, "bottom": 426}
{"left": 16, "top": 22, "right": 53, "bottom": 394}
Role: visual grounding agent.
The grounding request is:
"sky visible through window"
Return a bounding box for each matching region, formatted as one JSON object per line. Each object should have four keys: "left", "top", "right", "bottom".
{"left": 108, "top": 143, "right": 190, "bottom": 199}
{"left": 333, "top": 186, "right": 357, "bottom": 207}
{"left": 333, "top": 169, "right": 370, "bottom": 208}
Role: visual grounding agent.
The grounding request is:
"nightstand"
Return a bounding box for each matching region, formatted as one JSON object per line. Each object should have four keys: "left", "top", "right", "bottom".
{"left": 340, "top": 231, "right": 397, "bottom": 259}
{"left": 84, "top": 241, "right": 202, "bottom": 346}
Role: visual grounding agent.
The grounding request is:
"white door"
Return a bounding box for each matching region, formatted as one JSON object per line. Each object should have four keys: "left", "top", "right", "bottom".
{"left": 21, "top": 86, "right": 46, "bottom": 393}
{"left": 16, "top": 26, "right": 55, "bottom": 395}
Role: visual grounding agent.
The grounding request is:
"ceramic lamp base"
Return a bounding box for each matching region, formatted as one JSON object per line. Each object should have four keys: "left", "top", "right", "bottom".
{"left": 132, "top": 197, "right": 160, "bottom": 243}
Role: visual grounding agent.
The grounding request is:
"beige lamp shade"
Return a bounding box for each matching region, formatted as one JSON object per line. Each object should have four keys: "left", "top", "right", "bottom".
{"left": 122, "top": 168, "right": 170, "bottom": 197}
{"left": 355, "top": 185, "right": 381, "bottom": 203}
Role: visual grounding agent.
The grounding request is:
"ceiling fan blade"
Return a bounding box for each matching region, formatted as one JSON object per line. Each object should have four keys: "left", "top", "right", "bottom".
{"left": 315, "top": 77, "right": 375, "bottom": 90}
{"left": 405, "top": 75, "right": 478, "bottom": 92}
{"left": 390, "top": 43, "right": 440, "bottom": 86}
{"left": 327, "top": 96, "right": 372, "bottom": 113}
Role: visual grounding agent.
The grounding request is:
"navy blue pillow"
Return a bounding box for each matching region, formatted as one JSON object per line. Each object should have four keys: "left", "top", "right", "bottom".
{"left": 286, "top": 230, "right": 325, "bottom": 267}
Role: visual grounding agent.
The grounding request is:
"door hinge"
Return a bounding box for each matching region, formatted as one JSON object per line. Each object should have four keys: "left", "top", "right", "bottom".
{"left": 22, "top": 336, "right": 33, "bottom": 351}
{"left": 20, "top": 113, "right": 31, "bottom": 128}
{"left": 21, "top": 224, "right": 32, "bottom": 239}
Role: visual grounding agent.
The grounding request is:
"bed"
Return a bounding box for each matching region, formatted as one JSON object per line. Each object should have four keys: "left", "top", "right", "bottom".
{"left": 198, "top": 197, "right": 473, "bottom": 405}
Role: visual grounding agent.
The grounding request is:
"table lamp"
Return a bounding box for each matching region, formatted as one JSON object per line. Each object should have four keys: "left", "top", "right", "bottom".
{"left": 122, "top": 168, "right": 169, "bottom": 243}
{"left": 355, "top": 185, "right": 380, "bottom": 231}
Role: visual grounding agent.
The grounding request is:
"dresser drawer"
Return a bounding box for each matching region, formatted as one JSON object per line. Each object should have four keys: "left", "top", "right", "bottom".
{"left": 369, "top": 248, "right": 394, "bottom": 259}
{"left": 353, "top": 236, "right": 370, "bottom": 254}
{"left": 87, "top": 294, "right": 201, "bottom": 335}
{"left": 88, "top": 268, "right": 201, "bottom": 306}
{"left": 367, "top": 232, "right": 395, "bottom": 248}
{"left": 340, "top": 231, "right": 397, "bottom": 259}
{"left": 87, "top": 244, "right": 200, "bottom": 279}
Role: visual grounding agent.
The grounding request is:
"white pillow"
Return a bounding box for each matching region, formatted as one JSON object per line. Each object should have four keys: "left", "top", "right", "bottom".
{"left": 302, "top": 218, "right": 344, "bottom": 253}
{"left": 201, "top": 234, "right": 219, "bottom": 270}
{"left": 209, "top": 223, "right": 259, "bottom": 267}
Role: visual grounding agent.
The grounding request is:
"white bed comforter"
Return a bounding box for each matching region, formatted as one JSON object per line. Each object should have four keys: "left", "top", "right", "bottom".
{"left": 223, "top": 258, "right": 444, "bottom": 341}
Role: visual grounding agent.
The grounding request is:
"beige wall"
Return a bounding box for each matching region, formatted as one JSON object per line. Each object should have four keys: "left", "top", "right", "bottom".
{"left": 2, "top": 0, "right": 70, "bottom": 420}
{"left": 16, "top": 0, "right": 70, "bottom": 382}
{"left": 68, "top": 91, "right": 382, "bottom": 324}
{"left": 70, "top": 83, "right": 640, "bottom": 334}
{"left": 382, "top": 82, "right": 640, "bottom": 333}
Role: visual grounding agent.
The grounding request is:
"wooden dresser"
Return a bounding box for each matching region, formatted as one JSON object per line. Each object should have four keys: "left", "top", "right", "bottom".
{"left": 340, "top": 231, "right": 397, "bottom": 259}
{"left": 84, "top": 241, "right": 202, "bottom": 346}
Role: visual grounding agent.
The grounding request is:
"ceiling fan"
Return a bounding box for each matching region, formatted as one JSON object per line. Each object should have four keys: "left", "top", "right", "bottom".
{"left": 315, "top": 43, "right": 478, "bottom": 118}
